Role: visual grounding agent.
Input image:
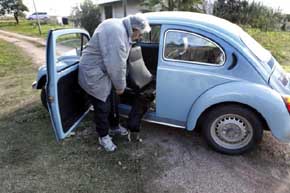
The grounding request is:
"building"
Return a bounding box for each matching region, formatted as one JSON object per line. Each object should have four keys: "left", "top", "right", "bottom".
{"left": 96, "top": 0, "right": 214, "bottom": 21}
{"left": 96, "top": 0, "right": 143, "bottom": 20}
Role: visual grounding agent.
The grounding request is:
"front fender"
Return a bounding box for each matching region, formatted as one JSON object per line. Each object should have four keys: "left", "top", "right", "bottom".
{"left": 186, "top": 81, "right": 290, "bottom": 142}
{"left": 33, "top": 61, "right": 72, "bottom": 89}
{"left": 34, "top": 65, "right": 47, "bottom": 89}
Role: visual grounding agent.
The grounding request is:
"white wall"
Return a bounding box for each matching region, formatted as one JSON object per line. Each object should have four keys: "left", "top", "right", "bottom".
{"left": 99, "top": 0, "right": 142, "bottom": 20}
{"left": 113, "top": 0, "right": 143, "bottom": 18}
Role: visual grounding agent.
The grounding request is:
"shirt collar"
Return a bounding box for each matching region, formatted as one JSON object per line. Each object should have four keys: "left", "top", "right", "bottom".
{"left": 122, "top": 17, "right": 134, "bottom": 44}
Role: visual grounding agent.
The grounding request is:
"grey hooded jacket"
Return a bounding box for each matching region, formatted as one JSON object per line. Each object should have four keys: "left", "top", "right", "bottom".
{"left": 78, "top": 17, "right": 133, "bottom": 102}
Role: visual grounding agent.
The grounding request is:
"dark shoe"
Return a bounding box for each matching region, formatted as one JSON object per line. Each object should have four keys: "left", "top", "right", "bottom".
{"left": 128, "top": 131, "right": 142, "bottom": 142}
{"left": 109, "top": 124, "right": 129, "bottom": 136}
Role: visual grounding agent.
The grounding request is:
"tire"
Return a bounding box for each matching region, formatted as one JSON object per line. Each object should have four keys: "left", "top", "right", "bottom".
{"left": 202, "top": 104, "right": 263, "bottom": 155}
{"left": 40, "top": 87, "right": 48, "bottom": 110}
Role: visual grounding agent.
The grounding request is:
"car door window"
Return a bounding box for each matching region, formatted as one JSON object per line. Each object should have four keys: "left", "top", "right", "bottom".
{"left": 140, "top": 25, "right": 161, "bottom": 44}
{"left": 56, "top": 33, "right": 89, "bottom": 59}
{"left": 164, "top": 30, "right": 225, "bottom": 66}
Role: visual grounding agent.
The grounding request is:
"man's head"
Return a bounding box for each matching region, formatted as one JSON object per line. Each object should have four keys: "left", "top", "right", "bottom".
{"left": 129, "top": 13, "right": 151, "bottom": 41}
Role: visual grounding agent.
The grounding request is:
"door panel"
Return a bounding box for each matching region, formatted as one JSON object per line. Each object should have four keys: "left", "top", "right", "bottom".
{"left": 57, "top": 69, "right": 90, "bottom": 133}
{"left": 156, "top": 25, "right": 237, "bottom": 122}
{"left": 46, "top": 29, "right": 90, "bottom": 140}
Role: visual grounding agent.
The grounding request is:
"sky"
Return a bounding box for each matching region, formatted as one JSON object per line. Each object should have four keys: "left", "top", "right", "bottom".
{"left": 248, "top": 0, "right": 290, "bottom": 13}
{"left": 23, "top": 0, "right": 290, "bottom": 16}
{"left": 23, "top": 0, "right": 84, "bottom": 16}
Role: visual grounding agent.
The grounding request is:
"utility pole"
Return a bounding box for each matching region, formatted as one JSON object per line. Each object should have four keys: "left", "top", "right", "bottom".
{"left": 123, "top": 0, "right": 127, "bottom": 17}
{"left": 32, "top": 0, "right": 42, "bottom": 35}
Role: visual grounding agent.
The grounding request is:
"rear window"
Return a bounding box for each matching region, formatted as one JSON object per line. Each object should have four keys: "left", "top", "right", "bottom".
{"left": 240, "top": 31, "right": 272, "bottom": 65}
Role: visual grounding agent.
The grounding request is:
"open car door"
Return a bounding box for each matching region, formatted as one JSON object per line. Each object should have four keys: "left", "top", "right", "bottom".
{"left": 46, "top": 29, "right": 91, "bottom": 141}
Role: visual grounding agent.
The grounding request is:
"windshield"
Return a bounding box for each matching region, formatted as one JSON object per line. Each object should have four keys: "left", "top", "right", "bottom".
{"left": 240, "top": 31, "right": 272, "bottom": 64}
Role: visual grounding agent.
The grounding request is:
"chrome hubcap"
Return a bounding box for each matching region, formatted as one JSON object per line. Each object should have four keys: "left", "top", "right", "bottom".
{"left": 210, "top": 114, "right": 253, "bottom": 150}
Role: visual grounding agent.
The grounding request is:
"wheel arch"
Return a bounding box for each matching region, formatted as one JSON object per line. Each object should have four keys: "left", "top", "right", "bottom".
{"left": 186, "top": 81, "right": 289, "bottom": 141}
{"left": 195, "top": 102, "right": 269, "bottom": 132}
{"left": 36, "top": 75, "right": 47, "bottom": 89}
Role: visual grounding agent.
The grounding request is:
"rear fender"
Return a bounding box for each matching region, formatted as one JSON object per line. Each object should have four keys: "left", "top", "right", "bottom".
{"left": 186, "top": 81, "right": 290, "bottom": 141}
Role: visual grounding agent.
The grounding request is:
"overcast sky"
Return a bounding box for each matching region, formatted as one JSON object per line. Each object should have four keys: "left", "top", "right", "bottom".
{"left": 23, "top": 0, "right": 84, "bottom": 16}
{"left": 23, "top": 0, "right": 290, "bottom": 16}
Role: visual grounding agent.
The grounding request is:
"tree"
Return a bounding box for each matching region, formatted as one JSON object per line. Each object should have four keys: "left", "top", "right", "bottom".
{"left": 0, "top": 0, "right": 28, "bottom": 24}
{"left": 70, "top": 0, "right": 101, "bottom": 36}
{"left": 213, "top": 0, "right": 284, "bottom": 31}
{"left": 286, "top": 14, "right": 290, "bottom": 22}
{"left": 142, "top": 0, "right": 203, "bottom": 12}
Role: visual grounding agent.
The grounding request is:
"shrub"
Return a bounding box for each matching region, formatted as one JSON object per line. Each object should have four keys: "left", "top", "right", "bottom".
{"left": 70, "top": 0, "right": 101, "bottom": 36}
{"left": 213, "top": 0, "right": 285, "bottom": 31}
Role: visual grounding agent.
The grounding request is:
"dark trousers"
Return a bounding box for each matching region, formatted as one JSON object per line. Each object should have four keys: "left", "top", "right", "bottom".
{"left": 127, "top": 80, "right": 155, "bottom": 132}
{"left": 89, "top": 84, "right": 155, "bottom": 136}
{"left": 89, "top": 91, "right": 120, "bottom": 137}
{"left": 127, "top": 92, "right": 154, "bottom": 132}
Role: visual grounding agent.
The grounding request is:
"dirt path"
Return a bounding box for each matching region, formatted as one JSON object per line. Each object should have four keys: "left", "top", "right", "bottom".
{"left": 0, "top": 30, "right": 45, "bottom": 67}
{"left": 137, "top": 124, "right": 290, "bottom": 193}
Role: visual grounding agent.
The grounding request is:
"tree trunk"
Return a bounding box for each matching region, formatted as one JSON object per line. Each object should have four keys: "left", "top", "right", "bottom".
{"left": 168, "top": 0, "right": 174, "bottom": 11}
{"left": 14, "top": 12, "right": 19, "bottom": 24}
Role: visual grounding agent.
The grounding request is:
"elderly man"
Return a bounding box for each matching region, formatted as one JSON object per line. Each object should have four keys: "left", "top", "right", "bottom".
{"left": 78, "top": 13, "right": 151, "bottom": 152}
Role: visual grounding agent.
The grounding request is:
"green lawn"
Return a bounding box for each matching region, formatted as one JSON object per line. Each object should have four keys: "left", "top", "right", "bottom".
{"left": 0, "top": 19, "right": 73, "bottom": 38}
{"left": 0, "top": 39, "right": 37, "bottom": 115}
{"left": 245, "top": 28, "right": 290, "bottom": 71}
{"left": 0, "top": 39, "right": 163, "bottom": 193}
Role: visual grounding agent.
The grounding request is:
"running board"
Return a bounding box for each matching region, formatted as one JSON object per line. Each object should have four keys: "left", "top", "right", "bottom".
{"left": 118, "top": 104, "right": 186, "bottom": 129}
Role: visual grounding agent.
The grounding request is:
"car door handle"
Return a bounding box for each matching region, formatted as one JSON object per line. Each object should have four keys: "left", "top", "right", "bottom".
{"left": 228, "top": 53, "right": 238, "bottom": 70}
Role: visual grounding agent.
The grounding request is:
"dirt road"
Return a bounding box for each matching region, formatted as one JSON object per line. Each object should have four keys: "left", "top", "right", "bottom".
{"left": 0, "top": 30, "right": 46, "bottom": 67}
{"left": 1, "top": 30, "right": 290, "bottom": 193}
{"left": 139, "top": 124, "right": 290, "bottom": 193}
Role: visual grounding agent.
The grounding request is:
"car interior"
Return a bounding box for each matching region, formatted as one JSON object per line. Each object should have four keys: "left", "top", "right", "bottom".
{"left": 55, "top": 32, "right": 160, "bottom": 132}
{"left": 120, "top": 44, "right": 158, "bottom": 107}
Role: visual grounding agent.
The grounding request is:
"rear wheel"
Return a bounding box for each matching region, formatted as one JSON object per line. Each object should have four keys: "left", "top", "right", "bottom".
{"left": 41, "top": 87, "right": 48, "bottom": 110}
{"left": 202, "top": 104, "right": 263, "bottom": 155}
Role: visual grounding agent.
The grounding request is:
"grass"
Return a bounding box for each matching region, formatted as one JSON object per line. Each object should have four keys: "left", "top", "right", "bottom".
{"left": 0, "top": 39, "right": 165, "bottom": 193}
{"left": 246, "top": 28, "right": 290, "bottom": 71}
{"left": 0, "top": 19, "right": 73, "bottom": 38}
{"left": 0, "top": 40, "right": 36, "bottom": 114}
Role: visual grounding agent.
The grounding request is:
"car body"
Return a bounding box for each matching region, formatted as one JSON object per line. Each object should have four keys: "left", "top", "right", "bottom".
{"left": 32, "top": 12, "right": 290, "bottom": 154}
{"left": 27, "top": 12, "right": 49, "bottom": 20}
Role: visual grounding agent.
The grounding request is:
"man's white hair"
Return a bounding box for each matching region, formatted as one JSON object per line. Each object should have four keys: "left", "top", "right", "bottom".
{"left": 129, "top": 13, "right": 151, "bottom": 34}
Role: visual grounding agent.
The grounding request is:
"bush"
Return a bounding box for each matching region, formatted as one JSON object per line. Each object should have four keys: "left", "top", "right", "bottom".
{"left": 213, "top": 0, "right": 285, "bottom": 31}
{"left": 71, "top": 0, "right": 101, "bottom": 36}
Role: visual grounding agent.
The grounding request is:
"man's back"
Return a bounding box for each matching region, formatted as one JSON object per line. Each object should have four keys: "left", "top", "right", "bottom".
{"left": 78, "top": 17, "right": 132, "bottom": 102}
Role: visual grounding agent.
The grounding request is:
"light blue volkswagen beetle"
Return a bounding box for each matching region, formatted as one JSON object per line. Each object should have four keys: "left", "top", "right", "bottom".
{"left": 32, "top": 12, "right": 290, "bottom": 154}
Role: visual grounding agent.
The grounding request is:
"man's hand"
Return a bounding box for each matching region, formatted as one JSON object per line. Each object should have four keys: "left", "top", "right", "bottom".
{"left": 116, "top": 89, "right": 124, "bottom": 95}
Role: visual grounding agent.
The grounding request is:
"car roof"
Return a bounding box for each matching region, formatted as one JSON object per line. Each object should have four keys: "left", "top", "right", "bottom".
{"left": 144, "top": 11, "right": 243, "bottom": 43}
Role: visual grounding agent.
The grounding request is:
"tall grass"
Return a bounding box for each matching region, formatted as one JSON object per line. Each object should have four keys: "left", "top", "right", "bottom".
{"left": 0, "top": 19, "right": 73, "bottom": 38}
{"left": 246, "top": 28, "right": 290, "bottom": 71}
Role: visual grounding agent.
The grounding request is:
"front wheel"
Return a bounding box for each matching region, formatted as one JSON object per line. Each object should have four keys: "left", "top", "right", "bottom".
{"left": 202, "top": 104, "right": 263, "bottom": 155}
{"left": 40, "top": 87, "right": 48, "bottom": 110}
